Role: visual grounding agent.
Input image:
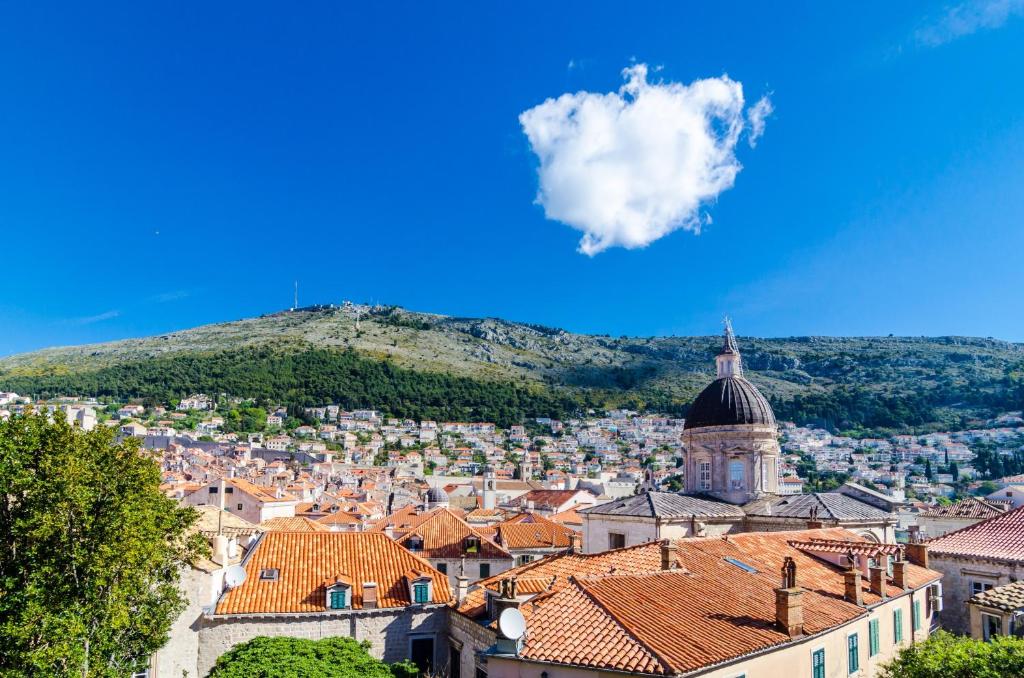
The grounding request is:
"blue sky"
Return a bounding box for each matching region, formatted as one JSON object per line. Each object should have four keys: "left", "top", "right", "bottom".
{"left": 2, "top": 2, "right": 1023, "bottom": 357}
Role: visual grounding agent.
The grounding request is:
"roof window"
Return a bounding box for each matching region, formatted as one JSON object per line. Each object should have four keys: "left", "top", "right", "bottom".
{"left": 724, "top": 557, "right": 758, "bottom": 574}
{"left": 259, "top": 568, "right": 280, "bottom": 581}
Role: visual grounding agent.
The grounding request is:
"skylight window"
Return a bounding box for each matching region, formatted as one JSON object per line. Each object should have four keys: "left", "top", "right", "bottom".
{"left": 724, "top": 557, "right": 758, "bottom": 574}
{"left": 259, "top": 568, "right": 280, "bottom": 581}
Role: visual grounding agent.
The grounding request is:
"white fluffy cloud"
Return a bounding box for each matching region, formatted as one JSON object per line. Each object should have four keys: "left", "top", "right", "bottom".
{"left": 520, "top": 64, "right": 770, "bottom": 255}
{"left": 915, "top": 0, "right": 1024, "bottom": 46}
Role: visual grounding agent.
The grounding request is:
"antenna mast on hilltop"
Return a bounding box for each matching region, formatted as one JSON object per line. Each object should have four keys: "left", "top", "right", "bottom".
{"left": 293, "top": 281, "right": 298, "bottom": 311}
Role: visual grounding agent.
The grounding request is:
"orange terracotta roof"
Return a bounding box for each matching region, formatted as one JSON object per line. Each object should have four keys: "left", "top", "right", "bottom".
{"left": 395, "top": 508, "right": 512, "bottom": 560}
{"left": 549, "top": 507, "right": 584, "bottom": 527}
{"left": 260, "top": 517, "right": 330, "bottom": 532}
{"left": 494, "top": 513, "right": 578, "bottom": 550}
{"left": 927, "top": 504, "right": 1024, "bottom": 562}
{"left": 225, "top": 477, "right": 296, "bottom": 503}
{"left": 317, "top": 510, "right": 364, "bottom": 526}
{"left": 510, "top": 529, "right": 940, "bottom": 675}
{"left": 215, "top": 532, "right": 451, "bottom": 614}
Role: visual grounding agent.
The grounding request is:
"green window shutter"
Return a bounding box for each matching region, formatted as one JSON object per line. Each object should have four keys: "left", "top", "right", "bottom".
{"left": 848, "top": 633, "right": 859, "bottom": 674}
{"left": 894, "top": 609, "right": 903, "bottom": 643}
{"left": 913, "top": 600, "right": 921, "bottom": 631}
{"left": 812, "top": 649, "right": 825, "bottom": 678}
{"left": 869, "top": 619, "right": 879, "bottom": 656}
{"left": 330, "top": 589, "right": 347, "bottom": 609}
{"left": 414, "top": 583, "right": 429, "bottom": 603}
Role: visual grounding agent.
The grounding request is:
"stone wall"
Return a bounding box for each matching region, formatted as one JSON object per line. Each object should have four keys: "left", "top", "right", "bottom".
{"left": 929, "top": 553, "right": 1023, "bottom": 634}
{"left": 448, "top": 608, "right": 497, "bottom": 678}
{"left": 197, "top": 605, "right": 448, "bottom": 676}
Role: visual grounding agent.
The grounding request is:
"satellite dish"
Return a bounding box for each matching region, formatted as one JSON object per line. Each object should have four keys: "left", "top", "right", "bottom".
{"left": 224, "top": 565, "right": 247, "bottom": 589}
{"left": 498, "top": 607, "right": 527, "bottom": 640}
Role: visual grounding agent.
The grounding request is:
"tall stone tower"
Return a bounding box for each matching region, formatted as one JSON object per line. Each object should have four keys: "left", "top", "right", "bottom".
{"left": 682, "top": 320, "right": 781, "bottom": 504}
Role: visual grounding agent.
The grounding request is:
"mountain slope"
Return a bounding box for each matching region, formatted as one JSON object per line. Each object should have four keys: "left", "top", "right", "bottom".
{"left": 2, "top": 304, "right": 1022, "bottom": 432}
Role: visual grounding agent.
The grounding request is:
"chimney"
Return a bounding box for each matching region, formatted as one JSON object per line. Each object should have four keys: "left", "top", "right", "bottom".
{"left": 569, "top": 533, "right": 582, "bottom": 553}
{"left": 456, "top": 575, "right": 469, "bottom": 605}
{"left": 775, "top": 557, "right": 804, "bottom": 637}
{"left": 660, "top": 539, "right": 677, "bottom": 571}
{"left": 493, "top": 577, "right": 521, "bottom": 618}
{"left": 384, "top": 524, "right": 395, "bottom": 540}
{"left": 844, "top": 567, "right": 864, "bottom": 606}
{"left": 893, "top": 555, "right": 909, "bottom": 590}
{"left": 362, "top": 581, "right": 378, "bottom": 609}
{"left": 869, "top": 565, "right": 887, "bottom": 600}
{"left": 905, "top": 542, "right": 929, "bottom": 570}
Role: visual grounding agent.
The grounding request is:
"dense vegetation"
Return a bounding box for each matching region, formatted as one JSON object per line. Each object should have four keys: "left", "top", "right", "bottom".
{"left": 2, "top": 305, "right": 1023, "bottom": 432}
{"left": 0, "top": 346, "right": 587, "bottom": 428}
{"left": 880, "top": 631, "right": 1024, "bottom": 678}
{"left": 0, "top": 414, "right": 205, "bottom": 677}
{"left": 207, "top": 637, "right": 417, "bottom": 678}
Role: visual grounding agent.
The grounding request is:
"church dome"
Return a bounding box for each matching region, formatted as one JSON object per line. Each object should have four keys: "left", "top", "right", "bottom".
{"left": 684, "top": 375, "right": 776, "bottom": 430}
{"left": 425, "top": 486, "right": 449, "bottom": 504}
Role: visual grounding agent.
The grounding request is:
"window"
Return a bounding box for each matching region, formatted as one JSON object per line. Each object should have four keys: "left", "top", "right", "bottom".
{"left": 972, "top": 581, "right": 995, "bottom": 596}
{"left": 812, "top": 648, "right": 825, "bottom": 678}
{"left": 516, "top": 555, "right": 534, "bottom": 567}
{"left": 236, "top": 503, "right": 243, "bottom": 511}
{"left": 869, "top": 619, "right": 880, "bottom": 656}
{"left": 983, "top": 613, "right": 1002, "bottom": 642}
{"left": 449, "top": 642, "right": 462, "bottom": 678}
{"left": 225, "top": 486, "right": 234, "bottom": 494}
{"left": 609, "top": 532, "right": 626, "bottom": 549}
{"left": 259, "top": 568, "right": 279, "bottom": 581}
{"left": 438, "top": 563, "right": 447, "bottom": 575}
{"left": 413, "top": 583, "right": 430, "bottom": 604}
{"left": 464, "top": 537, "right": 481, "bottom": 554}
{"left": 847, "top": 633, "right": 859, "bottom": 674}
{"left": 729, "top": 460, "right": 744, "bottom": 491}
{"left": 209, "top": 486, "right": 218, "bottom": 494}
{"left": 894, "top": 609, "right": 904, "bottom": 644}
{"left": 699, "top": 461, "right": 712, "bottom": 491}
{"left": 329, "top": 588, "right": 348, "bottom": 609}
{"left": 479, "top": 563, "right": 491, "bottom": 579}
{"left": 912, "top": 600, "right": 921, "bottom": 632}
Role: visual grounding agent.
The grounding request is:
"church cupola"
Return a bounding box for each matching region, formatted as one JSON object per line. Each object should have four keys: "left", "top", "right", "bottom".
{"left": 715, "top": 318, "right": 742, "bottom": 379}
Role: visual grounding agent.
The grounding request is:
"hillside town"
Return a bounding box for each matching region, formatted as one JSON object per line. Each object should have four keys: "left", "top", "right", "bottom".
{"left": 4, "top": 328, "right": 1024, "bottom": 677}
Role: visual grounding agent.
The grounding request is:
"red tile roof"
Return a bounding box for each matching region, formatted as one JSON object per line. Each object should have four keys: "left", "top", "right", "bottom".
{"left": 393, "top": 508, "right": 511, "bottom": 560}
{"left": 493, "top": 512, "right": 578, "bottom": 550}
{"left": 463, "top": 529, "right": 939, "bottom": 675}
{"left": 927, "top": 503, "right": 1024, "bottom": 563}
{"left": 216, "top": 531, "right": 451, "bottom": 614}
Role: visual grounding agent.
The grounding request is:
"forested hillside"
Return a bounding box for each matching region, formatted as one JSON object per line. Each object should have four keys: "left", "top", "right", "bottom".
{"left": 2, "top": 304, "right": 1022, "bottom": 433}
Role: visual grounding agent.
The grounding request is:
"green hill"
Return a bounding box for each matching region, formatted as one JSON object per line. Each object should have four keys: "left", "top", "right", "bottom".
{"left": 2, "top": 304, "right": 1022, "bottom": 433}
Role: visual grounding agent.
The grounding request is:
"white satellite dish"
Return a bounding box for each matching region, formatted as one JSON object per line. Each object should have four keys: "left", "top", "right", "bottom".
{"left": 224, "top": 565, "right": 247, "bottom": 589}
{"left": 498, "top": 607, "right": 527, "bottom": 640}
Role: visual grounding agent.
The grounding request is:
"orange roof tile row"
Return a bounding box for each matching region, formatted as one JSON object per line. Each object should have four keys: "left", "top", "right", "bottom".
{"left": 216, "top": 532, "right": 451, "bottom": 614}
{"left": 462, "top": 529, "right": 940, "bottom": 675}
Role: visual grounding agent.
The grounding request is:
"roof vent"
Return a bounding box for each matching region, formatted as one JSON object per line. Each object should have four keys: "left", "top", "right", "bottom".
{"left": 259, "top": 568, "right": 280, "bottom": 581}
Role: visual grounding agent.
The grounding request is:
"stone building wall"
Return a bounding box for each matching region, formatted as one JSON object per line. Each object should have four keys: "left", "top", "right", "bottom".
{"left": 197, "top": 605, "right": 448, "bottom": 676}
{"left": 448, "top": 608, "right": 498, "bottom": 678}
{"left": 929, "top": 554, "right": 1023, "bottom": 634}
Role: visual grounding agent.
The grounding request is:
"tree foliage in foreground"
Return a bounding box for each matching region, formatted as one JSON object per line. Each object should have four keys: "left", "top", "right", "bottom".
{"left": 880, "top": 631, "right": 1024, "bottom": 678}
{"left": 206, "top": 636, "right": 418, "bottom": 678}
{"left": 0, "top": 413, "right": 206, "bottom": 677}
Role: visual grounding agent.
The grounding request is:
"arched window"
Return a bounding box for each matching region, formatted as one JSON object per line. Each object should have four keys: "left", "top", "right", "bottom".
{"left": 729, "top": 460, "right": 745, "bottom": 491}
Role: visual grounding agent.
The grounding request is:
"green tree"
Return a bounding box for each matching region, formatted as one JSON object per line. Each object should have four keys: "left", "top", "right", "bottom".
{"left": 207, "top": 636, "right": 417, "bottom": 678}
{"left": 0, "top": 413, "right": 206, "bottom": 677}
{"left": 880, "top": 630, "right": 1024, "bottom": 678}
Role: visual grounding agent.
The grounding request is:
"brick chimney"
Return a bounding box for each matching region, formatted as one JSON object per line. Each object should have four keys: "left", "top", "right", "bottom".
{"left": 869, "top": 565, "right": 887, "bottom": 600}
{"left": 893, "top": 557, "right": 909, "bottom": 590}
{"left": 775, "top": 557, "right": 804, "bottom": 637}
{"left": 844, "top": 567, "right": 864, "bottom": 606}
{"left": 905, "top": 542, "right": 929, "bottom": 569}
{"left": 661, "top": 539, "right": 677, "bottom": 571}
